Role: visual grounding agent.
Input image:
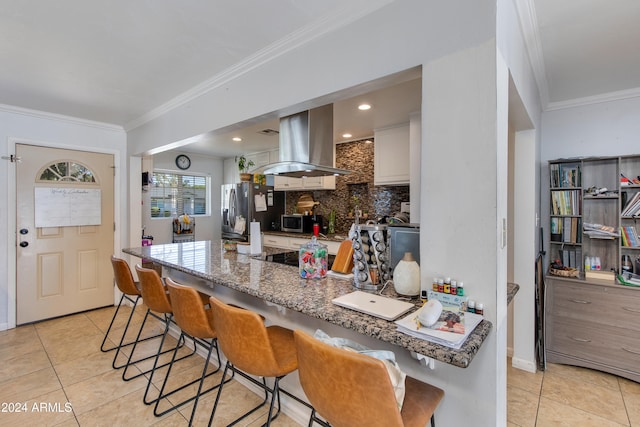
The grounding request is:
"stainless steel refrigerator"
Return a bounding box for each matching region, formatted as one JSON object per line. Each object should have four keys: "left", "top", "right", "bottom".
{"left": 221, "top": 182, "right": 285, "bottom": 241}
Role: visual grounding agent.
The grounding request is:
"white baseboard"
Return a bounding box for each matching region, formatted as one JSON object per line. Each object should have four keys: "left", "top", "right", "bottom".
{"left": 0, "top": 322, "right": 8, "bottom": 331}
{"left": 511, "top": 356, "right": 537, "bottom": 373}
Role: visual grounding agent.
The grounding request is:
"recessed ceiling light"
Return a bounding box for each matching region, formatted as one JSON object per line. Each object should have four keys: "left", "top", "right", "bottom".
{"left": 232, "top": 137, "right": 242, "bottom": 142}
{"left": 342, "top": 133, "right": 352, "bottom": 138}
{"left": 365, "top": 140, "right": 373, "bottom": 144}
{"left": 358, "top": 104, "right": 371, "bottom": 110}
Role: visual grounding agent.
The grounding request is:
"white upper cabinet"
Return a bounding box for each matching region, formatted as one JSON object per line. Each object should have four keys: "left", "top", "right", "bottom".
{"left": 274, "top": 175, "right": 336, "bottom": 191}
{"left": 374, "top": 123, "right": 410, "bottom": 185}
{"left": 273, "top": 176, "right": 301, "bottom": 190}
{"left": 269, "top": 149, "right": 280, "bottom": 163}
{"left": 225, "top": 148, "right": 336, "bottom": 190}
{"left": 246, "top": 151, "right": 270, "bottom": 169}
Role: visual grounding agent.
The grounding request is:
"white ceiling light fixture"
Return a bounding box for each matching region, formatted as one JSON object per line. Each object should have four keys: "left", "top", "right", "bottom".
{"left": 358, "top": 103, "right": 371, "bottom": 110}
{"left": 342, "top": 133, "right": 352, "bottom": 138}
{"left": 232, "top": 137, "right": 242, "bottom": 142}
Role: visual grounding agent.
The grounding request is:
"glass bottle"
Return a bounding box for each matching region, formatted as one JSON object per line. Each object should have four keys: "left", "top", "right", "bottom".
{"left": 299, "top": 230, "right": 328, "bottom": 279}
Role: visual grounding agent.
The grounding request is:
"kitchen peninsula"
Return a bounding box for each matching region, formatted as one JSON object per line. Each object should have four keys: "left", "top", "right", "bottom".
{"left": 124, "top": 240, "right": 492, "bottom": 368}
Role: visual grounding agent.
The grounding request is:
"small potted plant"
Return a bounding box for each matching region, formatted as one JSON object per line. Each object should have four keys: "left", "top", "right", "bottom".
{"left": 236, "top": 155, "right": 255, "bottom": 182}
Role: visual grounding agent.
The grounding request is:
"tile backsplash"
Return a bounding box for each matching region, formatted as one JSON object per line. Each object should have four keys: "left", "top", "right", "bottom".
{"left": 284, "top": 138, "right": 409, "bottom": 234}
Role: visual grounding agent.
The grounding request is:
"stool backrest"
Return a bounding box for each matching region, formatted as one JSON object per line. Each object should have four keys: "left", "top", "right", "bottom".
{"left": 293, "top": 330, "right": 404, "bottom": 427}
{"left": 111, "top": 256, "right": 140, "bottom": 296}
{"left": 209, "top": 297, "right": 280, "bottom": 377}
{"left": 165, "top": 278, "right": 216, "bottom": 339}
{"left": 135, "top": 264, "right": 172, "bottom": 314}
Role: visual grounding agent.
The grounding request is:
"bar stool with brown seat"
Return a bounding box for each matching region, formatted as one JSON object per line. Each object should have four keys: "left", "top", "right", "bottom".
{"left": 162, "top": 278, "right": 230, "bottom": 425}
{"left": 294, "top": 329, "right": 445, "bottom": 427}
{"left": 102, "top": 256, "right": 166, "bottom": 369}
{"left": 208, "top": 297, "right": 299, "bottom": 427}
{"left": 128, "top": 264, "right": 199, "bottom": 402}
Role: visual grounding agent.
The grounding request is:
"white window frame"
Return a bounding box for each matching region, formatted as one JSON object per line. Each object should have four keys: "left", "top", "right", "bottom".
{"left": 149, "top": 170, "right": 210, "bottom": 218}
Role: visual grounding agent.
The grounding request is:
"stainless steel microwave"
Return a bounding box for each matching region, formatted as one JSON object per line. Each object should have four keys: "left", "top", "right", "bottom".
{"left": 281, "top": 214, "right": 321, "bottom": 233}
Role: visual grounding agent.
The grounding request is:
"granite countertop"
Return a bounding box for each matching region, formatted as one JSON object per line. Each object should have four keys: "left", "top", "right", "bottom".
{"left": 263, "top": 230, "right": 349, "bottom": 242}
{"left": 124, "top": 240, "right": 493, "bottom": 368}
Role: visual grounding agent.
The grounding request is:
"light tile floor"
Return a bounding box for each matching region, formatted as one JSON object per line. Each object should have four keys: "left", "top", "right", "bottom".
{"left": 3, "top": 305, "right": 640, "bottom": 426}
{"left": 0, "top": 305, "right": 301, "bottom": 427}
{"left": 507, "top": 356, "right": 640, "bottom": 426}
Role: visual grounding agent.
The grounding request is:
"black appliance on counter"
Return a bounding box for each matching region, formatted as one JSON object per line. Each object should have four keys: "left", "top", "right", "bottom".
{"left": 388, "top": 223, "right": 420, "bottom": 276}
{"left": 264, "top": 250, "right": 335, "bottom": 269}
{"left": 281, "top": 214, "right": 323, "bottom": 233}
{"left": 221, "top": 182, "right": 285, "bottom": 242}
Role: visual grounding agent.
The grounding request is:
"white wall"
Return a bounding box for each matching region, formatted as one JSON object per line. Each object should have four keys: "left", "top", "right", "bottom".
{"left": 140, "top": 151, "right": 224, "bottom": 244}
{"left": 497, "top": 0, "right": 544, "bottom": 377}
{"left": 0, "top": 106, "right": 126, "bottom": 329}
{"left": 541, "top": 97, "right": 640, "bottom": 161}
{"left": 422, "top": 41, "right": 503, "bottom": 425}
{"left": 126, "top": 1, "right": 496, "bottom": 156}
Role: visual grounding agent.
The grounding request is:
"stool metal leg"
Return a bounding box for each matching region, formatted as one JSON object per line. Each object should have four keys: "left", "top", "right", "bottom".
{"left": 308, "top": 410, "right": 331, "bottom": 427}
{"left": 101, "top": 292, "right": 168, "bottom": 372}
{"left": 100, "top": 293, "right": 137, "bottom": 352}
{"left": 123, "top": 311, "right": 191, "bottom": 383}
{"left": 208, "top": 362, "right": 285, "bottom": 427}
{"left": 151, "top": 333, "right": 230, "bottom": 420}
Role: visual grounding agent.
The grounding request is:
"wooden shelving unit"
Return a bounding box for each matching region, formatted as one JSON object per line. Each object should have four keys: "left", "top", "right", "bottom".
{"left": 545, "top": 155, "right": 640, "bottom": 382}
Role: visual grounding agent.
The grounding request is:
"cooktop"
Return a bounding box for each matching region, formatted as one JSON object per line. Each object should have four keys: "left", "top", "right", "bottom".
{"left": 264, "top": 250, "right": 335, "bottom": 269}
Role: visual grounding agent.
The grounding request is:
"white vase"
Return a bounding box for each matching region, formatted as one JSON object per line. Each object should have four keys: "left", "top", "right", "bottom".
{"left": 393, "top": 252, "right": 420, "bottom": 296}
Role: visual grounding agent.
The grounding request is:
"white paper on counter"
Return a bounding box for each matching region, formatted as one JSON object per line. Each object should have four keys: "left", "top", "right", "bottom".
{"left": 249, "top": 221, "right": 262, "bottom": 255}
{"left": 234, "top": 216, "right": 246, "bottom": 234}
{"left": 254, "top": 193, "right": 267, "bottom": 212}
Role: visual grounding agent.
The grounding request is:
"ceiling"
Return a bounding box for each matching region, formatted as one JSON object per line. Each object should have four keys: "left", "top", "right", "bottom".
{"left": 1, "top": 0, "right": 639, "bottom": 156}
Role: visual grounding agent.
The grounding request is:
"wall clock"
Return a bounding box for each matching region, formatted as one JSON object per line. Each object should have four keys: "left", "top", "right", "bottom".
{"left": 175, "top": 154, "right": 191, "bottom": 170}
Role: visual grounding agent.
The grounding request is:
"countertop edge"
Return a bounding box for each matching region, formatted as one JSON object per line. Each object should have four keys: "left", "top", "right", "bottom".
{"left": 124, "top": 242, "right": 493, "bottom": 368}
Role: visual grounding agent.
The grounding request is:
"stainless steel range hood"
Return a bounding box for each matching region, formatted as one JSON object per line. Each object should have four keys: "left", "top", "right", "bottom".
{"left": 257, "top": 104, "right": 350, "bottom": 178}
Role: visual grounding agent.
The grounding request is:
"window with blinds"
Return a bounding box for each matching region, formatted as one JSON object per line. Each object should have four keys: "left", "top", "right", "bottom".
{"left": 150, "top": 172, "right": 209, "bottom": 218}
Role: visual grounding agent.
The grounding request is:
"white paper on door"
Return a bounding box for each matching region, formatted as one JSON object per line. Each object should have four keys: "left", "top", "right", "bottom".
{"left": 34, "top": 187, "right": 102, "bottom": 227}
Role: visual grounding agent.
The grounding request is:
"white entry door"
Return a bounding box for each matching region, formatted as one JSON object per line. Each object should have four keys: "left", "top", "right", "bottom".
{"left": 16, "top": 144, "right": 115, "bottom": 324}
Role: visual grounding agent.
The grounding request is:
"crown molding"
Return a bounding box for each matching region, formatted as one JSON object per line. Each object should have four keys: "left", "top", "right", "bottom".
{"left": 124, "top": 0, "right": 393, "bottom": 132}
{"left": 513, "top": 0, "right": 549, "bottom": 109}
{"left": 545, "top": 86, "right": 640, "bottom": 111}
{"left": 0, "top": 103, "right": 124, "bottom": 132}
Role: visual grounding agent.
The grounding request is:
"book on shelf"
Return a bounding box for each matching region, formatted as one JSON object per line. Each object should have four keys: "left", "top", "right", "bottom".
{"left": 550, "top": 163, "right": 581, "bottom": 188}
{"left": 621, "top": 227, "right": 630, "bottom": 246}
{"left": 550, "top": 217, "right": 562, "bottom": 242}
{"left": 558, "top": 248, "right": 581, "bottom": 269}
{"left": 551, "top": 217, "right": 581, "bottom": 244}
{"left": 563, "top": 217, "right": 572, "bottom": 243}
{"left": 632, "top": 226, "right": 640, "bottom": 246}
{"left": 621, "top": 226, "right": 640, "bottom": 247}
{"left": 550, "top": 190, "right": 581, "bottom": 216}
{"left": 622, "top": 192, "right": 640, "bottom": 217}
